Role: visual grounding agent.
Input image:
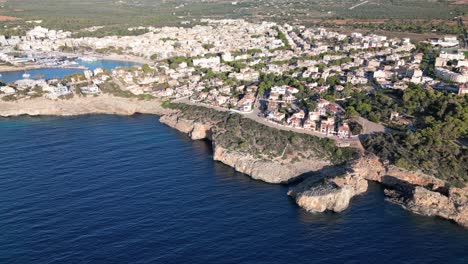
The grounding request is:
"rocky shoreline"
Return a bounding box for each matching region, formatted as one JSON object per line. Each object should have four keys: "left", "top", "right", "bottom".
{"left": 0, "top": 95, "right": 171, "bottom": 117}
{"left": 288, "top": 173, "right": 368, "bottom": 213}
{"left": 1, "top": 98, "right": 466, "bottom": 228}
{"left": 159, "top": 112, "right": 334, "bottom": 184}
{"left": 159, "top": 110, "right": 467, "bottom": 228}
{"left": 350, "top": 155, "right": 467, "bottom": 227}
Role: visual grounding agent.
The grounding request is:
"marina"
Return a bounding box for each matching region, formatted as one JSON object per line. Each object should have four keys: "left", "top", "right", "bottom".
{"left": 0, "top": 59, "right": 141, "bottom": 83}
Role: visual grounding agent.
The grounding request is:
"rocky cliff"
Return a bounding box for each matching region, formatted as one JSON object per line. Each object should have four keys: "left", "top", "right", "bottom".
{"left": 287, "top": 152, "right": 467, "bottom": 227}
{"left": 0, "top": 95, "right": 170, "bottom": 117}
{"left": 350, "top": 155, "right": 468, "bottom": 227}
{"left": 159, "top": 111, "right": 335, "bottom": 184}
{"left": 160, "top": 109, "right": 467, "bottom": 227}
{"left": 159, "top": 112, "right": 212, "bottom": 140}
{"left": 213, "top": 144, "right": 331, "bottom": 184}
{"left": 288, "top": 174, "right": 368, "bottom": 213}
{"left": 3, "top": 96, "right": 466, "bottom": 227}
{"left": 350, "top": 154, "right": 446, "bottom": 188}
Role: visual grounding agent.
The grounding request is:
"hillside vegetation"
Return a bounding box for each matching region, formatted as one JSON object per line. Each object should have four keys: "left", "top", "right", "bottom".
{"left": 356, "top": 86, "right": 468, "bottom": 187}
{"left": 0, "top": 0, "right": 465, "bottom": 35}
{"left": 164, "top": 102, "right": 359, "bottom": 164}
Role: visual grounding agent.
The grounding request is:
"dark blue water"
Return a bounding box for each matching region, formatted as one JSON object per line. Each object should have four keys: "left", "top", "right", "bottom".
{"left": 0, "top": 59, "right": 139, "bottom": 83}
{"left": 0, "top": 115, "right": 467, "bottom": 264}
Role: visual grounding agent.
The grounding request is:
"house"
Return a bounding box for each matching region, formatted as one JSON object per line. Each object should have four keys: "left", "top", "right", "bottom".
{"left": 268, "top": 111, "right": 286, "bottom": 122}
{"left": 365, "top": 60, "right": 380, "bottom": 68}
{"left": 216, "top": 95, "right": 229, "bottom": 106}
{"left": 373, "top": 70, "right": 387, "bottom": 80}
{"left": 287, "top": 116, "right": 302, "bottom": 127}
{"left": 314, "top": 86, "right": 329, "bottom": 93}
{"left": 83, "top": 70, "right": 93, "bottom": 80}
{"left": 292, "top": 110, "right": 305, "bottom": 119}
{"left": 93, "top": 68, "right": 104, "bottom": 76}
{"left": 320, "top": 121, "right": 327, "bottom": 134}
{"left": 81, "top": 84, "right": 100, "bottom": 94}
{"left": 303, "top": 119, "right": 316, "bottom": 130}
{"left": 193, "top": 56, "right": 221, "bottom": 67}
{"left": 317, "top": 107, "right": 327, "bottom": 116}
{"left": 269, "top": 92, "right": 280, "bottom": 101}
{"left": 335, "top": 85, "right": 344, "bottom": 92}
{"left": 0, "top": 86, "right": 15, "bottom": 95}
{"left": 237, "top": 93, "right": 255, "bottom": 112}
{"left": 47, "top": 85, "right": 70, "bottom": 99}
{"left": 219, "top": 86, "right": 231, "bottom": 95}
{"left": 271, "top": 86, "right": 287, "bottom": 95}
{"left": 160, "top": 88, "right": 174, "bottom": 97}
{"left": 435, "top": 67, "right": 468, "bottom": 83}
{"left": 246, "top": 85, "right": 258, "bottom": 93}
{"left": 390, "top": 111, "right": 400, "bottom": 120}
{"left": 317, "top": 99, "right": 330, "bottom": 108}
{"left": 287, "top": 86, "right": 299, "bottom": 94}
{"left": 325, "top": 104, "right": 341, "bottom": 115}
{"left": 283, "top": 93, "right": 296, "bottom": 103}
{"left": 267, "top": 101, "right": 279, "bottom": 111}
{"left": 337, "top": 123, "right": 350, "bottom": 138}
{"left": 198, "top": 92, "right": 209, "bottom": 100}
{"left": 309, "top": 111, "right": 320, "bottom": 121}
{"left": 320, "top": 120, "right": 335, "bottom": 135}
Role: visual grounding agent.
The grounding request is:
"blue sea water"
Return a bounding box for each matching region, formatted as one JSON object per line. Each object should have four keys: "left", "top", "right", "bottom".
{"left": 0, "top": 59, "right": 139, "bottom": 83}
{"left": 0, "top": 115, "right": 467, "bottom": 264}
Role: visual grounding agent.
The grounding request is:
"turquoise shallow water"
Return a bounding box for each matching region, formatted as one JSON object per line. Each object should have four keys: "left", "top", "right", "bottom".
{"left": 0, "top": 115, "right": 467, "bottom": 264}
{"left": 0, "top": 59, "right": 139, "bottom": 83}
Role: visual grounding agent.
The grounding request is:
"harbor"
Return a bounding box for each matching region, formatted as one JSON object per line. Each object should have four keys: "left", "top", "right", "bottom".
{"left": 0, "top": 58, "right": 140, "bottom": 83}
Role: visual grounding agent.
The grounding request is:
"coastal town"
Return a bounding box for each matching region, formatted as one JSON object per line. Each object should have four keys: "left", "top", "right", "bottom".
{"left": 1, "top": 19, "right": 467, "bottom": 143}
{"left": 2, "top": 0, "right": 468, "bottom": 261}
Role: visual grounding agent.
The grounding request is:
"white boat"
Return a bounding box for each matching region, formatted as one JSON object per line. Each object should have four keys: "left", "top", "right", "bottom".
{"left": 22, "top": 73, "right": 31, "bottom": 79}
{"left": 79, "top": 56, "right": 98, "bottom": 62}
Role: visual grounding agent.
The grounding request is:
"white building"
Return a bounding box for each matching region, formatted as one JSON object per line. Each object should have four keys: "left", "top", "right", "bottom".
{"left": 193, "top": 56, "right": 221, "bottom": 68}
{"left": 430, "top": 36, "right": 459, "bottom": 48}
{"left": 435, "top": 67, "right": 468, "bottom": 83}
{"left": 81, "top": 84, "right": 100, "bottom": 94}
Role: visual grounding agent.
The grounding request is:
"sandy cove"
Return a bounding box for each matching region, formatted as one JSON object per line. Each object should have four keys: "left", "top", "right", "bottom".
{"left": 0, "top": 95, "right": 171, "bottom": 117}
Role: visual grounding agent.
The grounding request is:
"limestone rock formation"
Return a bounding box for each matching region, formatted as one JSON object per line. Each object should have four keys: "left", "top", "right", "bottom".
{"left": 159, "top": 111, "right": 333, "bottom": 184}
{"left": 0, "top": 95, "right": 170, "bottom": 116}
{"left": 385, "top": 186, "right": 468, "bottom": 228}
{"left": 212, "top": 144, "right": 331, "bottom": 184}
{"left": 288, "top": 174, "right": 368, "bottom": 213}
{"left": 159, "top": 112, "right": 212, "bottom": 140}
{"left": 350, "top": 154, "right": 468, "bottom": 227}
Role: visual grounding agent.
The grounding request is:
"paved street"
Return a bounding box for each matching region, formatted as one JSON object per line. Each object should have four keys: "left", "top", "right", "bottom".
{"left": 174, "top": 98, "right": 366, "bottom": 148}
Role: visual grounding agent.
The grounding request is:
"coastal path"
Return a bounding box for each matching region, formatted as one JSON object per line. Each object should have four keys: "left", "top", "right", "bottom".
{"left": 174, "top": 98, "right": 361, "bottom": 147}
{"left": 349, "top": 1, "right": 369, "bottom": 10}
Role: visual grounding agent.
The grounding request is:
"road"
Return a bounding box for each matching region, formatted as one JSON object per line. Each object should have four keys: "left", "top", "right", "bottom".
{"left": 175, "top": 98, "right": 363, "bottom": 148}
{"left": 349, "top": 1, "right": 369, "bottom": 10}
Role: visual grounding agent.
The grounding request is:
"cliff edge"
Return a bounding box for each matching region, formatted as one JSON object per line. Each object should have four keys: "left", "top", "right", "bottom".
{"left": 159, "top": 110, "right": 348, "bottom": 184}
{"left": 0, "top": 95, "right": 170, "bottom": 117}
{"left": 288, "top": 173, "right": 368, "bottom": 213}
{"left": 351, "top": 154, "right": 468, "bottom": 227}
